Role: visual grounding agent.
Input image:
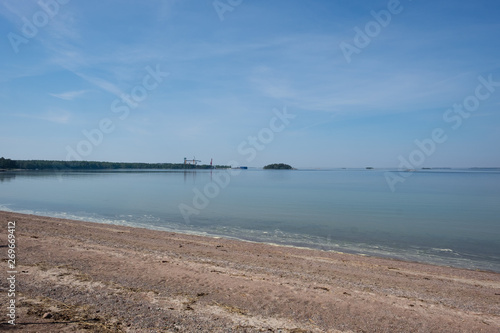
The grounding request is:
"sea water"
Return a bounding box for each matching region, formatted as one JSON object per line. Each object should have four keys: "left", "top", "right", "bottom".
{"left": 1, "top": 168, "right": 499, "bottom": 272}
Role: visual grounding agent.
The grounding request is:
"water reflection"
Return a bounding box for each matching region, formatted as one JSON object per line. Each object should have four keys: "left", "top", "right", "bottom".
{"left": 183, "top": 170, "right": 198, "bottom": 184}
{"left": 0, "top": 172, "right": 16, "bottom": 182}
{"left": 1, "top": 169, "right": 208, "bottom": 180}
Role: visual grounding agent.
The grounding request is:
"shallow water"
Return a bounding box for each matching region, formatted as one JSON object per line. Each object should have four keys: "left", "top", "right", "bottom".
{"left": 1, "top": 168, "right": 499, "bottom": 272}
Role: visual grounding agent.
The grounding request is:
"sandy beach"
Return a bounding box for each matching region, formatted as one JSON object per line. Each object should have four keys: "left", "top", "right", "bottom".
{"left": 0, "top": 211, "right": 499, "bottom": 332}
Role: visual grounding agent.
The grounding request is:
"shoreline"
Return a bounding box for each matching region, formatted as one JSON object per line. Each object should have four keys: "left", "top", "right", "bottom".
{"left": 1, "top": 210, "right": 499, "bottom": 332}
{"left": 2, "top": 206, "right": 498, "bottom": 274}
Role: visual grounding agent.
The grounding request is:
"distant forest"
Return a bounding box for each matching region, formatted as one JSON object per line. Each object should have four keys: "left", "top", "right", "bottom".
{"left": 0, "top": 158, "right": 228, "bottom": 170}
{"left": 0, "top": 157, "right": 17, "bottom": 169}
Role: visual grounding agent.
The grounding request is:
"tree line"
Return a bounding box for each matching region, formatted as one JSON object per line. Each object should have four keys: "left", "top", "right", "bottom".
{"left": 0, "top": 157, "right": 17, "bottom": 169}
{"left": 0, "top": 158, "right": 228, "bottom": 170}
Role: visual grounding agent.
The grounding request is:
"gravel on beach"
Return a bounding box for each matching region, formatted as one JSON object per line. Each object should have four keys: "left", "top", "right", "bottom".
{"left": 1, "top": 211, "right": 499, "bottom": 332}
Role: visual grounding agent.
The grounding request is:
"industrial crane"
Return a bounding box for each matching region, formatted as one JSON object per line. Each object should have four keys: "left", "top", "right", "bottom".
{"left": 184, "top": 157, "right": 201, "bottom": 166}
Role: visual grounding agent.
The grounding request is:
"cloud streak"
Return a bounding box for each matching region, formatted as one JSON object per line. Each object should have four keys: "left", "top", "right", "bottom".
{"left": 50, "top": 90, "right": 89, "bottom": 100}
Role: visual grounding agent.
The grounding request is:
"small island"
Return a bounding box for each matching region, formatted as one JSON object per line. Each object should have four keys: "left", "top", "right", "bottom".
{"left": 263, "top": 163, "right": 293, "bottom": 170}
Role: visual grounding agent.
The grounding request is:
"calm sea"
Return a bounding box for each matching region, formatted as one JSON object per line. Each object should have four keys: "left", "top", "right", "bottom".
{"left": 1, "top": 168, "right": 499, "bottom": 272}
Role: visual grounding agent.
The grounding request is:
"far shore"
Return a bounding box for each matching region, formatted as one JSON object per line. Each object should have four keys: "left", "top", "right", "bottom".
{"left": 1, "top": 210, "right": 499, "bottom": 332}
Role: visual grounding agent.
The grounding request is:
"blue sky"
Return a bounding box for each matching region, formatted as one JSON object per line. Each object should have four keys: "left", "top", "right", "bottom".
{"left": 1, "top": 0, "right": 499, "bottom": 168}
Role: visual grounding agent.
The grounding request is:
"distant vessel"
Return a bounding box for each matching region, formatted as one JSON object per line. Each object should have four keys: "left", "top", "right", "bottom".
{"left": 232, "top": 166, "right": 248, "bottom": 170}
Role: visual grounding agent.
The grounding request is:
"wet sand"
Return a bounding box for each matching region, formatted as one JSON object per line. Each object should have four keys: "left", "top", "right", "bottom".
{"left": 0, "top": 210, "right": 499, "bottom": 332}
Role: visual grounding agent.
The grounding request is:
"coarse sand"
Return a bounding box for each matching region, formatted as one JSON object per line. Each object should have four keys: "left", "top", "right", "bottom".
{"left": 0, "top": 211, "right": 499, "bottom": 332}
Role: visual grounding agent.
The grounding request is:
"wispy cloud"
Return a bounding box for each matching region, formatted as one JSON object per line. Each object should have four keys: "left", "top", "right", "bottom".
{"left": 44, "top": 110, "right": 71, "bottom": 124}
{"left": 0, "top": 1, "right": 39, "bottom": 26}
{"left": 15, "top": 109, "right": 71, "bottom": 124}
{"left": 50, "top": 90, "right": 89, "bottom": 100}
{"left": 73, "top": 72, "right": 125, "bottom": 97}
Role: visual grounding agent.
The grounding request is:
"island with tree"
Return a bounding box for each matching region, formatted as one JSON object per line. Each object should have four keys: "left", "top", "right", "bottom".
{"left": 263, "top": 163, "right": 293, "bottom": 170}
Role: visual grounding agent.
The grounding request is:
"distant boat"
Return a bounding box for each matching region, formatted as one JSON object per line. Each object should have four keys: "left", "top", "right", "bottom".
{"left": 232, "top": 166, "right": 248, "bottom": 170}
